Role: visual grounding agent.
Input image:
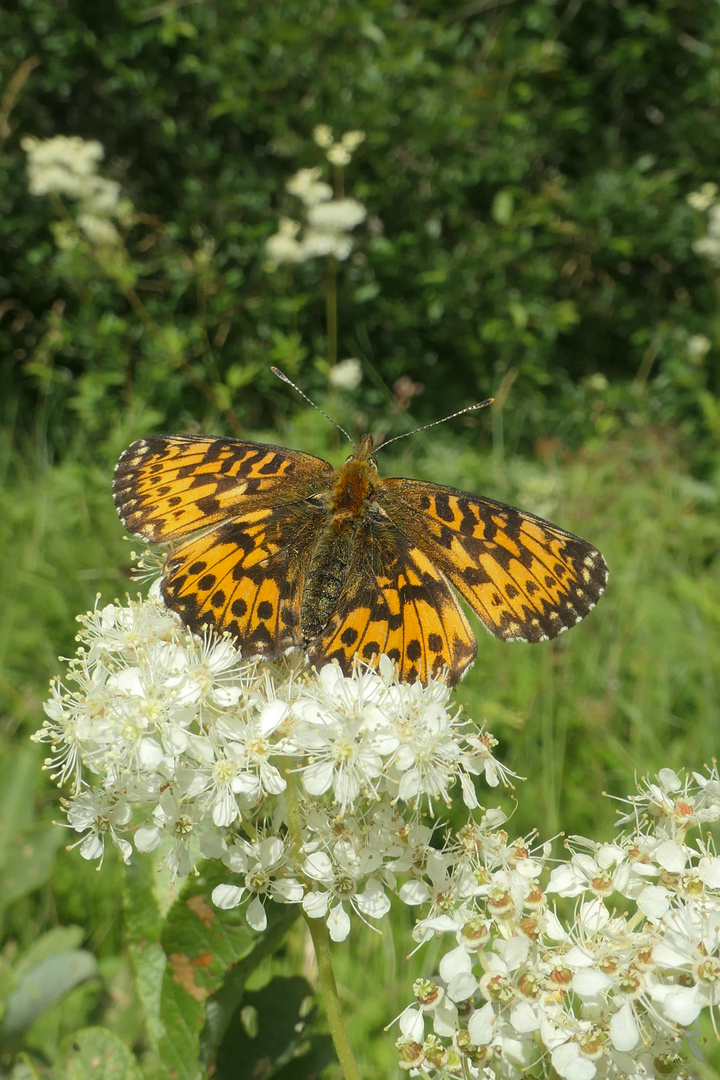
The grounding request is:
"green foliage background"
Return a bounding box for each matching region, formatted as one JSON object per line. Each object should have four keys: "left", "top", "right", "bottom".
{"left": 1, "top": 1, "right": 720, "bottom": 1077}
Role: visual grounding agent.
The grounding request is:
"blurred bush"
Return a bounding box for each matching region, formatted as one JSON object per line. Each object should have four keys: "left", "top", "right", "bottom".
{"left": 2, "top": 0, "right": 719, "bottom": 462}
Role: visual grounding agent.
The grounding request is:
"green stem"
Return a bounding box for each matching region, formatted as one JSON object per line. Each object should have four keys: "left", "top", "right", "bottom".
{"left": 281, "top": 763, "right": 362, "bottom": 1080}
{"left": 280, "top": 757, "right": 305, "bottom": 861}
{"left": 326, "top": 255, "right": 338, "bottom": 369}
{"left": 304, "top": 911, "right": 362, "bottom": 1080}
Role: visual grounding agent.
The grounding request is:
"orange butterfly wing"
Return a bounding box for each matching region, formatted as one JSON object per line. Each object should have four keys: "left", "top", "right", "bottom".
{"left": 378, "top": 479, "right": 608, "bottom": 644}
{"left": 114, "top": 436, "right": 333, "bottom": 658}
{"left": 114, "top": 435, "right": 332, "bottom": 542}
{"left": 307, "top": 518, "right": 476, "bottom": 685}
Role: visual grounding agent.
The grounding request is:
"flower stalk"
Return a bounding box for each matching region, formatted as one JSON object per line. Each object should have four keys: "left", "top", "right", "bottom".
{"left": 305, "top": 914, "right": 362, "bottom": 1080}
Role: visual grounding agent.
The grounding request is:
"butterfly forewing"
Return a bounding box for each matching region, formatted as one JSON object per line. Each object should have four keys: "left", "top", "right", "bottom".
{"left": 378, "top": 479, "right": 608, "bottom": 643}
{"left": 114, "top": 435, "right": 333, "bottom": 543}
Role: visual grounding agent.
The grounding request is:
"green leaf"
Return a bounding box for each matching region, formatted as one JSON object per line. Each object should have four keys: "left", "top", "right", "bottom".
{"left": 508, "top": 301, "right": 528, "bottom": 329}
{"left": 0, "top": 747, "right": 44, "bottom": 840}
{"left": 214, "top": 977, "right": 333, "bottom": 1080}
{"left": 0, "top": 950, "right": 98, "bottom": 1043}
{"left": 57, "top": 1027, "right": 141, "bottom": 1080}
{"left": 16, "top": 927, "right": 85, "bottom": 975}
{"left": 491, "top": 190, "right": 514, "bottom": 225}
{"left": 0, "top": 822, "right": 63, "bottom": 918}
{"left": 8, "top": 1056, "right": 44, "bottom": 1080}
{"left": 123, "top": 859, "right": 165, "bottom": 1059}
{"left": 156, "top": 863, "right": 298, "bottom": 1080}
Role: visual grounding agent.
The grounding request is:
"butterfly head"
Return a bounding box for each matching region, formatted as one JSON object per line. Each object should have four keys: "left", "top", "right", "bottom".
{"left": 349, "top": 433, "right": 378, "bottom": 468}
{"left": 333, "top": 434, "right": 380, "bottom": 515}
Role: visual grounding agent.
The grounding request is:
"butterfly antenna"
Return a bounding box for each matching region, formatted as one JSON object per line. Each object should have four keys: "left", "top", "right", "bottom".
{"left": 374, "top": 398, "right": 494, "bottom": 452}
{"left": 271, "top": 367, "right": 356, "bottom": 449}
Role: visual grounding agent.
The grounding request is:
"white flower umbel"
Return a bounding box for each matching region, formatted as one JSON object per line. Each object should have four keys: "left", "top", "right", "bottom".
{"left": 306, "top": 198, "right": 366, "bottom": 234}
{"left": 396, "top": 766, "right": 720, "bottom": 1079}
{"left": 22, "top": 134, "right": 131, "bottom": 248}
{"left": 286, "top": 166, "right": 334, "bottom": 207}
{"left": 265, "top": 128, "right": 369, "bottom": 268}
{"left": 22, "top": 135, "right": 105, "bottom": 198}
{"left": 38, "top": 595, "right": 507, "bottom": 944}
{"left": 688, "top": 181, "right": 720, "bottom": 266}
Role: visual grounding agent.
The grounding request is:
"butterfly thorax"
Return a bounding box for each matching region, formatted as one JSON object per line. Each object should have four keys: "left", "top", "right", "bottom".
{"left": 330, "top": 437, "right": 378, "bottom": 519}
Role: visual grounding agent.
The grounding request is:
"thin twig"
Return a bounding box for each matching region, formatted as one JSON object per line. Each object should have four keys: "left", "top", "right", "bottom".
{"left": 0, "top": 57, "right": 40, "bottom": 145}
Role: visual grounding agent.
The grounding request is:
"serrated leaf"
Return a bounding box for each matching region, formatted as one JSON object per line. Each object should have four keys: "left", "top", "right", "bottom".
{"left": 57, "top": 1027, "right": 140, "bottom": 1080}
{"left": 123, "top": 857, "right": 162, "bottom": 944}
{"left": 156, "top": 862, "right": 298, "bottom": 1080}
{"left": 123, "top": 860, "right": 166, "bottom": 1062}
{"left": 198, "top": 903, "right": 299, "bottom": 1068}
{"left": 130, "top": 942, "right": 166, "bottom": 1054}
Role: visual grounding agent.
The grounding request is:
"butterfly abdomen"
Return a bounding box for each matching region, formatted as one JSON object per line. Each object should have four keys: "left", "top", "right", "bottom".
{"left": 300, "top": 452, "right": 379, "bottom": 639}
{"left": 301, "top": 526, "right": 360, "bottom": 639}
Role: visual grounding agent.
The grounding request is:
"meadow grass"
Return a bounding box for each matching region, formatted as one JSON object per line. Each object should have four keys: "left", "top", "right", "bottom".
{"left": 1, "top": 410, "right": 718, "bottom": 1072}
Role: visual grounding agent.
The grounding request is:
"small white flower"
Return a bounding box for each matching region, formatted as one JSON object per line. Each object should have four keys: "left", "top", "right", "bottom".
{"left": 66, "top": 789, "right": 133, "bottom": 866}
{"left": 687, "top": 334, "right": 711, "bottom": 358}
{"left": 686, "top": 183, "right": 718, "bottom": 212}
{"left": 551, "top": 1040, "right": 597, "bottom": 1080}
{"left": 286, "top": 167, "right": 333, "bottom": 207}
{"left": 306, "top": 198, "right": 366, "bottom": 233}
{"left": 328, "top": 357, "right": 362, "bottom": 391}
{"left": 693, "top": 236, "right": 720, "bottom": 263}
{"left": 23, "top": 135, "right": 126, "bottom": 236}
{"left": 214, "top": 835, "right": 304, "bottom": 929}
{"left": 77, "top": 213, "right": 120, "bottom": 247}
{"left": 708, "top": 203, "right": 720, "bottom": 238}
{"left": 265, "top": 217, "right": 306, "bottom": 265}
{"left": 340, "top": 130, "right": 365, "bottom": 153}
{"left": 299, "top": 228, "right": 353, "bottom": 261}
{"left": 23, "top": 134, "right": 105, "bottom": 197}
{"left": 327, "top": 144, "right": 351, "bottom": 167}
{"left": 312, "top": 124, "right": 334, "bottom": 149}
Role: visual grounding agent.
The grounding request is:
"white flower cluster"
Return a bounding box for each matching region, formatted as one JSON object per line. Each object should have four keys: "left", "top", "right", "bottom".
{"left": 265, "top": 127, "right": 367, "bottom": 267}
{"left": 397, "top": 767, "right": 720, "bottom": 1080}
{"left": 22, "top": 135, "right": 130, "bottom": 248}
{"left": 37, "top": 592, "right": 510, "bottom": 943}
{"left": 687, "top": 181, "right": 720, "bottom": 265}
{"left": 312, "top": 124, "right": 365, "bottom": 168}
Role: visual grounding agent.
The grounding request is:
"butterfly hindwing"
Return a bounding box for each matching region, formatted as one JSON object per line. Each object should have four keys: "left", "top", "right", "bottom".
{"left": 114, "top": 435, "right": 333, "bottom": 543}
{"left": 308, "top": 519, "right": 477, "bottom": 685}
{"left": 161, "top": 501, "right": 323, "bottom": 657}
{"left": 378, "top": 479, "right": 608, "bottom": 643}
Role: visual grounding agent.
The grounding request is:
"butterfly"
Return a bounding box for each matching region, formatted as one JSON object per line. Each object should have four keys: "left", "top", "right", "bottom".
{"left": 113, "top": 426, "right": 608, "bottom": 687}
